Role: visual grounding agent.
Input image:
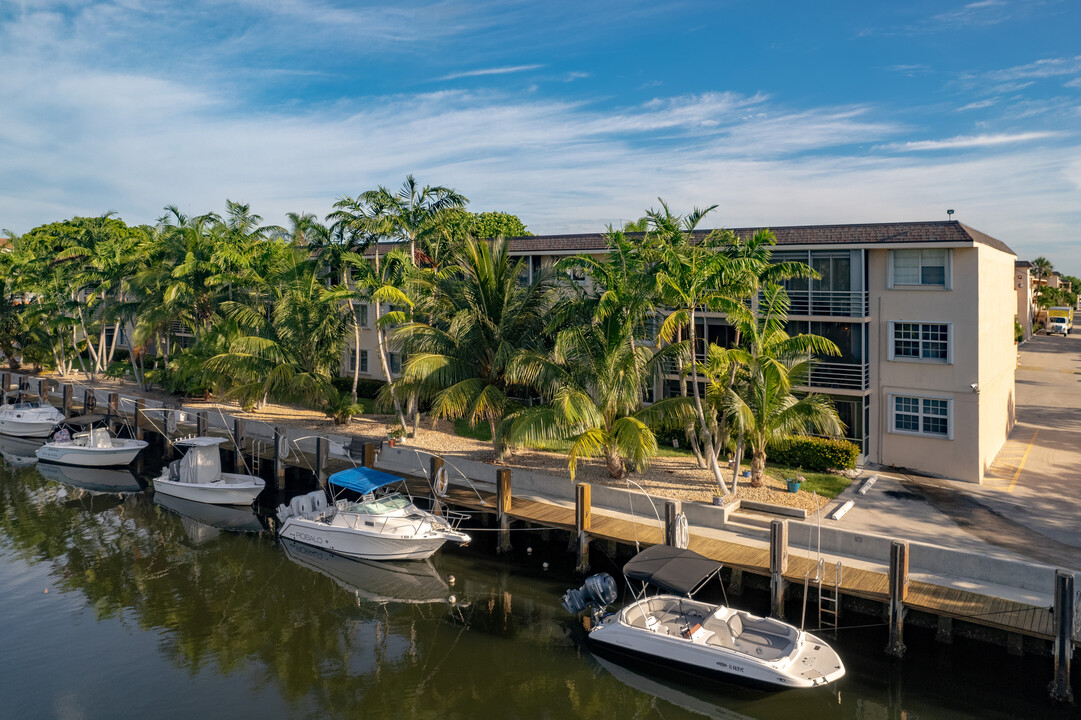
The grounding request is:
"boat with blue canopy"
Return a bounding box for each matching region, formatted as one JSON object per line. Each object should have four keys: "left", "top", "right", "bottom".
{"left": 276, "top": 464, "right": 470, "bottom": 561}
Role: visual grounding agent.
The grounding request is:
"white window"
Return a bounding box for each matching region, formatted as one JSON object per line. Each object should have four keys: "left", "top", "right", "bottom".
{"left": 889, "top": 322, "right": 951, "bottom": 363}
{"left": 890, "top": 395, "right": 951, "bottom": 438}
{"left": 889, "top": 249, "right": 950, "bottom": 288}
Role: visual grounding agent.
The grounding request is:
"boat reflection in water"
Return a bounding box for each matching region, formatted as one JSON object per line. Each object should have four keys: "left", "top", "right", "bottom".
{"left": 36, "top": 460, "right": 144, "bottom": 494}
{"left": 593, "top": 656, "right": 754, "bottom": 720}
{"left": 281, "top": 538, "right": 458, "bottom": 606}
{"left": 0, "top": 435, "right": 45, "bottom": 467}
{"left": 154, "top": 492, "right": 265, "bottom": 544}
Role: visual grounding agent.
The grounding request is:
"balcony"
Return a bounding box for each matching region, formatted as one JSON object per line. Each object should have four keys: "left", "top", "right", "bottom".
{"left": 801, "top": 361, "right": 869, "bottom": 391}
{"left": 783, "top": 290, "right": 869, "bottom": 318}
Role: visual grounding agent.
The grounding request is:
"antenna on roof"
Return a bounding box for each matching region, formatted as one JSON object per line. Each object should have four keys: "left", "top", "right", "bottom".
{"left": 947, "top": 209, "right": 955, "bottom": 221}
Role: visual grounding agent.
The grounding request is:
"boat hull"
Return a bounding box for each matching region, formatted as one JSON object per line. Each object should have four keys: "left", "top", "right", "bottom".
{"left": 153, "top": 473, "right": 265, "bottom": 506}
{"left": 279, "top": 517, "right": 452, "bottom": 561}
{"left": 36, "top": 440, "right": 148, "bottom": 467}
{"left": 0, "top": 419, "right": 59, "bottom": 438}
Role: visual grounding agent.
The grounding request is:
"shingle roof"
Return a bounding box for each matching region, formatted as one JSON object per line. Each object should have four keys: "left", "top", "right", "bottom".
{"left": 1015, "top": 260, "right": 1033, "bottom": 268}
{"left": 364, "top": 221, "right": 1016, "bottom": 257}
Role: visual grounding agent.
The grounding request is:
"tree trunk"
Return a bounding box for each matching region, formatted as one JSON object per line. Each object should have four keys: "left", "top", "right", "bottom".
{"left": 604, "top": 445, "right": 625, "bottom": 479}
{"left": 686, "top": 309, "right": 730, "bottom": 496}
{"left": 750, "top": 446, "right": 767, "bottom": 488}
{"left": 675, "top": 325, "right": 706, "bottom": 468}
{"left": 350, "top": 307, "right": 361, "bottom": 403}
{"left": 489, "top": 416, "right": 508, "bottom": 461}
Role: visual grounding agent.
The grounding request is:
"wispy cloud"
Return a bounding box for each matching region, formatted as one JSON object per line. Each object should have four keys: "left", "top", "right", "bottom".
{"left": 438, "top": 64, "right": 545, "bottom": 81}
{"left": 876, "top": 131, "right": 1059, "bottom": 152}
{"left": 956, "top": 98, "right": 998, "bottom": 111}
{"left": 932, "top": 0, "right": 1011, "bottom": 27}
{"left": 987, "top": 55, "right": 1081, "bottom": 82}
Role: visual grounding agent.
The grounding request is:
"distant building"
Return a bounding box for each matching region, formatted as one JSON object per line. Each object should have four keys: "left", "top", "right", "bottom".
{"left": 1015, "top": 261, "right": 1034, "bottom": 341}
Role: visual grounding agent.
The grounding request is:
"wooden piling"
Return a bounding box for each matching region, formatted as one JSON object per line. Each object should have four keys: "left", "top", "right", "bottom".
{"left": 273, "top": 427, "right": 287, "bottom": 490}
{"left": 107, "top": 392, "right": 119, "bottom": 432}
{"left": 935, "top": 615, "right": 953, "bottom": 644}
{"left": 196, "top": 411, "right": 208, "bottom": 437}
{"left": 728, "top": 568, "right": 744, "bottom": 596}
{"left": 769, "top": 519, "right": 788, "bottom": 619}
{"left": 133, "top": 398, "right": 145, "bottom": 441}
{"left": 233, "top": 418, "right": 246, "bottom": 473}
{"left": 496, "top": 468, "right": 512, "bottom": 553}
{"left": 315, "top": 436, "right": 329, "bottom": 488}
{"left": 39, "top": 380, "right": 50, "bottom": 404}
{"left": 362, "top": 442, "right": 376, "bottom": 468}
{"left": 886, "top": 540, "right": 909, "bottom": 658}
{"left": 1051, "top": 569, "right": 1075, "bottom": 702}
{"left": 575, "top": 483, "right": 592, "bottom": 573}
{"left": 664, "top": 500, "right": 683, "bottom": 548}
{"left": 1, "top": 373, "right": 9, "bottom": 402}
{"left": 62, "top": 384, "right": 73, "bottom": 418}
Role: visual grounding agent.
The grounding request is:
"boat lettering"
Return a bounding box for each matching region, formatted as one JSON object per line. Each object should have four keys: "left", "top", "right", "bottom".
{"left": 295, "top": 532, "right": 325, "bottom": 544}
{"left": 715, "top": 662, "right": 744, "bottom": 673}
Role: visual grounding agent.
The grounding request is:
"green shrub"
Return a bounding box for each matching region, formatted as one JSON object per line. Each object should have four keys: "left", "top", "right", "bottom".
{"left": 767, "top": 436, "right": 859, "bottom": 471}
{"left": 331, "top": 375, "right": 386, "bottom": 399}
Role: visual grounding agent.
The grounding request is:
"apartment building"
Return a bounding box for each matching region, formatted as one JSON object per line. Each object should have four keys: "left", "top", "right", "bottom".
{"left": 349, "top": 221, "right": 1017, "bottom": 484}
{"left": 1015, "top": 261, "right": 1034, "bottom": 341}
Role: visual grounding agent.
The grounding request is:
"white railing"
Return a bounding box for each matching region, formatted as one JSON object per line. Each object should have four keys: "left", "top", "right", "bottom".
{"left": 783, "top": 290, "right": 869, "bottom": 317}
{"left": 799, "top": 361, "right": 869, "bottom": 391}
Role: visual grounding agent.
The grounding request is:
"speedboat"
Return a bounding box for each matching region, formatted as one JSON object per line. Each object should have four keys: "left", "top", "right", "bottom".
{"left": 0, "top": 402, "right": 65, "bottom": 438}
{"left": 152, "top": 436, "right": 265, "bottom": 506}
{"left": 36, "top": 427, "right": 148, "bottom": 467}
{"left": 564, "top": 545, "right": 846, "bottom": 690}
{"left": 281, "top": 538, "right": 454, "bottom": 604}
{"left": 36, "top": 462, "right": 144, "bottom": 494}
{"left": 276, "top": 466, "right": 471, "bottom": 561}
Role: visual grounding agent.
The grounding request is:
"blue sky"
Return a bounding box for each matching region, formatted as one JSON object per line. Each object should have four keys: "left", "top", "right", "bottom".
{"left": 1, "top": 1, "right": 1079, "bottom": 270}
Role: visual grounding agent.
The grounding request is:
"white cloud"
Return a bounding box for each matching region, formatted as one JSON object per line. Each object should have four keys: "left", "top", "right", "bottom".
{"left": 956, "top": 98, "right": 998, "bottom": 111}
{"left": 875, "top": 132, "right": 1060, "bottom": 152}
{"left": 988, "top": 56, "right": 1081, "bottom": 82}
{"left": 438, "top": 65, "right": 545, "bottom": 81}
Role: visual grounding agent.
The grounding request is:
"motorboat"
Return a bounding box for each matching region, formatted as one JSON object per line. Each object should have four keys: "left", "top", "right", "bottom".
{"left": 36, "top": 427, "right": 148, "bottom": 467}
{"left": 154, "top": 492, "right": 265, "bottom": 534}
{"left": 276, "top": 466, "right": 471, "bottom": 561}
{"left": 36, "top": 462, "right": 144, "bottom": 494}
{"left": 0, "top": 402, "right": 65, "bottom": 438}
{"left": 281, "top": 538, "right": 454, "bottom": 604}
{"left": 564, "top": 545, "right": 845, "bottom": 690}
{"left": 152, "top": 436, "right": 265, "bottom": 506}
{"left": 0, "top": 435, "right": 45, "bottom": 467}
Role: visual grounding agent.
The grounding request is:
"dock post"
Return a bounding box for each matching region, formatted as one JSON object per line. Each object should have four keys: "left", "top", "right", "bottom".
{"left": 83, "top": 388, "right": 95, "bottom": 414}
{"left": 107, "top": 392, "right": 119, "bottom": 432}
{"left": 935, "top": 616, "right": 953, "bottom": 644}
{"left": 729, "top": 568, "right": 744, "bottom": 596}
{"left": 496, "top": 468, "right": 512, "bottom": 553}
{"left": 233, "top": 418, "right": 246, "bottom": 473}
{"left": 575, "top": 483, "right": 591, "bottom": 573}
{"left": 1, "top": 373, "right": 8, "bottom": 403}
{"left": 886, "top": 540, "right": 909, "bottom": 658}
{"left": 429, "top": 456, "right": 445, "bottom": 512}
{"left": 315, "top": 436, "right": 329, "bottom": 488}
{"left": 362, "top": 443, "right": 376, "bottom": 468}
{"left": 273, "top": 427, "right": 287, "bottom": 490}
{"left": 196, "top": 411, "right": 208, "bottom": 437}
{"left": 1051, "top": 569, "right": 1075, "bottom": 702}
{"left": 133, "top": 399, "right": 145, "bottom": 441}
{"left": 62, "top": 384, "right": 73, "bottom": 418}
{"left": 769, "top": 519, "right": 788, "bottom": 619}
{"left": 664, "top": 500, "right": 683, "bottom": 547}
{"left": 40, "top": 380, "right": 50, "bottom": 404}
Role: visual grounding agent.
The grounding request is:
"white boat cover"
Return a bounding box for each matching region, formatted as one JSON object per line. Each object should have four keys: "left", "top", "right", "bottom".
{"left": 180, "top": 444, "right": 221, "bottom": 484}
{"left": 89, "top": 428, "right": 112, "bottom": 448}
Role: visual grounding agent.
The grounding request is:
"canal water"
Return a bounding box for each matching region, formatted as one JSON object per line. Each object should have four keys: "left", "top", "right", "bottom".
{"left": 0, "top": 452, "right": 1074, "bottom": 719}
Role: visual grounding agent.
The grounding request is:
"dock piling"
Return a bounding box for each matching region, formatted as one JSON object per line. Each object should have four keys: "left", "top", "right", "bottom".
{"left": 575, "top": 483, "right": 591, "bottom": 573}
{"left": 134, "top": 399, "right": 145, "bottom": 441}
{"left": 196, "top": 411, "right": 208, "bottom": 437}
{"left": 233, "top": 418, "right": 246, "bottom": 473}
{"left": 496, "top": 468, "right": 512, "bottom": 553}
{"left": 664, "top": 500, "right": 684, "bottom": 548}
{"left": 429, "top": 456, "right": 445, "bottom": 512}
{"left": 886, "top": 540, "right": 909, "bottom": 658}
{"left": 62, "top": 384, "right": 73, "bottom": 418}
{"left": 769, "top": 519, "right": 789, "bottom": 619}
{"left": 315, "top": 436, "right": 328, "bottom": 488}
{"left": 107, "top": 393, "right": 119, "bottom": 431}
{"left": 1, "top": 373, "right": 8, "bottom": 403}
{"left": 40, "top": 380, "right": 50, "bottom": 404}
{"left": 362, "top": 443, "right": 376, "bottom": 468}
{"left": 1051, "top": 569, "right": 1075, "bottom": 702}
{"left": 273, "top": 427, "right": 286, "bottom": 490}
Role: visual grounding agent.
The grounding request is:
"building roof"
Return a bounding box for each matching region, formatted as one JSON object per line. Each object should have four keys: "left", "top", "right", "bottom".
{"left": 363, "top": 220, "right": 1016, "bottom": 258}
{"left": 1015, "top": 260, "right": 1033, "bottom": 268}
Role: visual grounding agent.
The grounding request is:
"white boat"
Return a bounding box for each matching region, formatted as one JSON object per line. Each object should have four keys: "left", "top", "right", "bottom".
{"left": 36, "top": 462, "right": 144, "bottom": 494}
{"left": 35, "top": 427, "right": 148, "bottom": 467}
{"left": 276, "top": 466, "right": 471, "bottom": 561}
{"left": 0, "top": 402, "right": 65, "bottom": 438}
{"left": 152, "top": 436, "right": 265, "bottom": 506}
{"left": 565, "top": 545, "right": 846, "bottom": 690}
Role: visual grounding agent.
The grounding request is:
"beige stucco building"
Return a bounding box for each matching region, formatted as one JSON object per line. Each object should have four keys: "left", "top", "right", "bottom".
{"left": 349, "top": 220, "right": 1017, "bottom": 484}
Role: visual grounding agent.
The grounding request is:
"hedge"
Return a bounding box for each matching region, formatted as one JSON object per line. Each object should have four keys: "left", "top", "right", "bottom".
{"left": 766, "top": 436, "right": 859, "bottom": 472}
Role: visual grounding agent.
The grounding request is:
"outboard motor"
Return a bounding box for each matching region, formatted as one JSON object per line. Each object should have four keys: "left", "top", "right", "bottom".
{"left": 562, "top": 573, "right": 618, "bottom": 616}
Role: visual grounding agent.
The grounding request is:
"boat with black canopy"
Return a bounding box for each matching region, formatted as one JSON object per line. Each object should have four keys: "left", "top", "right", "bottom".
{"left": 275, "top": 466, "right": 470, "bottom": 561}
{"left": 564, "top": 545, "right": 845, "bottom": 690}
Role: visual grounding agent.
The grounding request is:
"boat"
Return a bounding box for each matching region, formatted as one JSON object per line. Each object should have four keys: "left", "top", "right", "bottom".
{"left": 36, "top": 462, "right": 144, "bottom": 494}
{"left": 0, "top": 402, "right": 65, "bottom": 438}
{"left": 35, "top": 427, "right": 148, "bottom": 467}
{"left": 276, "top": 466, "right": 471, "bottom": 561}
{"left": 154, "top": 492, "right": 265, "bottom": 533}
{"left": 281, "top": 538, "right": 455, "bottom": 605}
{"left": 152, "top": 436, "right": 265, "bottom": 506}
{"left": 564, "top": 545, "right": 845, "bottom": 690}
{"left": 0, "top": 435, "right": 45, "bottom": 467}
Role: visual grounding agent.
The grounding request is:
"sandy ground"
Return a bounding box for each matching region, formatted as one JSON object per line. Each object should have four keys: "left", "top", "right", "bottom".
{"left": 46, "top": 372, "right": 832, "bottom": 512}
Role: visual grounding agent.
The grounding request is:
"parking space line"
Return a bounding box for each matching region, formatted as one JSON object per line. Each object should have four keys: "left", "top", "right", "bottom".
{"left": 1006, "top": 430, "right": 1039, "bottom": 493}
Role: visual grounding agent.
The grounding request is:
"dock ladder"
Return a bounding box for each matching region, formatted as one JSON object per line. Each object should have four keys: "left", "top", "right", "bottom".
{"left": 817, "top": 559, "right": 842, "bottom": 632}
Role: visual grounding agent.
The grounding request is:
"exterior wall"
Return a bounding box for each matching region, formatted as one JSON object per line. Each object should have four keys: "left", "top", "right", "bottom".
{"left": 977, "top": 245, "right": 1018, "bottom": 481}
{"left": 1015, "top": 267, "right": 1033, "bottom": 341}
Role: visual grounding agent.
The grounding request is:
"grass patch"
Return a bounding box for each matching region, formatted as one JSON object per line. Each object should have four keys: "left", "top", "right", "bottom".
{"left": 765, "top": 464, "right": 852, "bottom": 499}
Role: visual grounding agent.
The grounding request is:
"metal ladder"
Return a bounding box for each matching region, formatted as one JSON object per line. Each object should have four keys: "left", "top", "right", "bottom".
{"left": 249, "top": 440, "right": 263, "bottom": 475}
{"left": 817, "top": 559, "right": 842, "bottom": 631}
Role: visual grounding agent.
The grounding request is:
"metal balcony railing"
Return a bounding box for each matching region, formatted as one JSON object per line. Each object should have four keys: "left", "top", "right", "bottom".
{"left": 782, "top": 290, "right": 869, "bottom": 318}
{"left": 800, "top": 361, "right": 870, "bottom": 391}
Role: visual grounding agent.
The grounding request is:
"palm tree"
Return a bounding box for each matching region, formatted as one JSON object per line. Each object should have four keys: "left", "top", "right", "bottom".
{"left": 359, "top": 175, "right": 468, "bottom": 265}
{"left": 394, "top": 237, "right": 555, "bottom": 459}
{"left": 726, "top": 284, "right": 843, "bottom": 487}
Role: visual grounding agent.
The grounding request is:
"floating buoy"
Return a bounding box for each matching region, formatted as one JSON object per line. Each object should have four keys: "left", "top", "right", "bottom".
{"left": 526, "top": 546, "right": 532, "bottom": 555}
{"left": 448, "top": 595, "right": 456, "bottom": 604}
{"left": 542, "top": 562, "right": 549, "bottom": 570}
{"left": 43, "top": 588, "right": 48, "bottom": 594}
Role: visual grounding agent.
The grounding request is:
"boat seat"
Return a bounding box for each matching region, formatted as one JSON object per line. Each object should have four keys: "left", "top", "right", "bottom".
{"left": 703, "top": 617, "right": 734, "bottom": 647}
{"left": 728, "top": 613, "right": 797, "bottom": 661}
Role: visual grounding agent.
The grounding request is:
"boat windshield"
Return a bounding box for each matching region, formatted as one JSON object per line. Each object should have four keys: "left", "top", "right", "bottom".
{"left": 342, "top": 493, "right": 412, "bottom": 515}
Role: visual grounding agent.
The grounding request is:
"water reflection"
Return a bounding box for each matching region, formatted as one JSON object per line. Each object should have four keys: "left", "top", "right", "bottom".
{"left": 0, "top": 434, "right": 44, "bottom": 467}
{"left": 154, "top": 492, "right": 264, "bottom": 535}
{"left": 37, "top": 462, "right": 145, "bottom": 494}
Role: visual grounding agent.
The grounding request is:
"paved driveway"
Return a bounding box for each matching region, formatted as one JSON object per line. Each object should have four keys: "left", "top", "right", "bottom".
{"left": 974, "top": 332, "right": 1081, "bottom": 549}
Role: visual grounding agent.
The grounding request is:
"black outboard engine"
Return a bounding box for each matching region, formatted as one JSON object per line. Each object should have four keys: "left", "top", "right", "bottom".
{"left": 562, "top": 573, "right": 618, "bottom": 616}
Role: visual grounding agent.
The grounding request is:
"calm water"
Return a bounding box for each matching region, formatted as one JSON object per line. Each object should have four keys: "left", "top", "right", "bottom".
{"left": 0, "top": 451, "right": 1074, "bottom": 720}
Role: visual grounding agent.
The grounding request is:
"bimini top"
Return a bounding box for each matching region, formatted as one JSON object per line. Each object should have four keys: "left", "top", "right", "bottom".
{"left": 328, "top": 466, "right": 403, "bottom": 495}
{"left": 623, "top": 545, "right": 723, "bottom": 596}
